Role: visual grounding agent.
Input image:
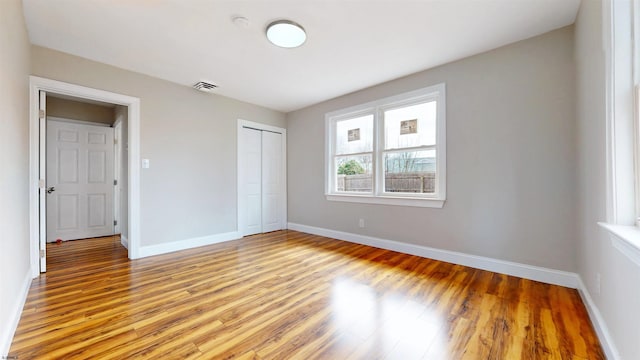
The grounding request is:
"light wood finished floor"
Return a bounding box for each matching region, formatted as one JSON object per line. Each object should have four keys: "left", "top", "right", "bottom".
{"left": 10, "top": 230, "right": 603, "bottom": 359}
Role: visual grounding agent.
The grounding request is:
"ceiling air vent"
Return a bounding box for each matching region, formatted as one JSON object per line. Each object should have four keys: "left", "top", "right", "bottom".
{"left": 193, "top": 81, "right": 218, "bottom": 92}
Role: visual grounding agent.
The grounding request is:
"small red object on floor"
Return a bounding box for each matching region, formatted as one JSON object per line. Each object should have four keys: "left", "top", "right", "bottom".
{"left": 56, "top": 238, "right": 62, "bottom": 245}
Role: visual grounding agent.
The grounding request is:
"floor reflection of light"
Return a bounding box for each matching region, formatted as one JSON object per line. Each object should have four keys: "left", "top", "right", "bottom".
{"left": 418, "top": 316, "right": 448, "bottom": 359}
{"left": 381, "top": 297, "right": 444, "bottom": 355}
{"left": 331, "top": 278, "right": 447, "bottom": 358}
{"left": 331, "top": 278, "right": 377, "bottom": 339}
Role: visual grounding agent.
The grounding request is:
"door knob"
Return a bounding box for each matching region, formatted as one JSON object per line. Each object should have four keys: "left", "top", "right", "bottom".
{"left": 46, "top": 186, "right": 55, "bottom": 194}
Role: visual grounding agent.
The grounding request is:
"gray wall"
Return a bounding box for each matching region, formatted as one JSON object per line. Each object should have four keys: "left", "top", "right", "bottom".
{"left": 287, "top": 27, "right": 577, "bottom": 271}
{"left": 0, "top": 0, "right": 32, "bottom": 355}
{"left": 575, "top": 1, "right": 640, "bottom": 358}
{"left": 31, "top": 46, "right": 286, "bottom": 247}
{"left": 47, "top": 96, "right": 115, "bottom": 125}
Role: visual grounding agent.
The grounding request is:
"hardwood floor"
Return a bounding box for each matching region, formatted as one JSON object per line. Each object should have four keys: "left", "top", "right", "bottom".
{"left": 9, "top": 230, "right": 603, "bottom": 359}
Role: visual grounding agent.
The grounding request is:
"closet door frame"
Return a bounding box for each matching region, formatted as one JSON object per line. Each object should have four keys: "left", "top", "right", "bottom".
{"left": 237, "top": 119, "right": 287, "bottom": 236}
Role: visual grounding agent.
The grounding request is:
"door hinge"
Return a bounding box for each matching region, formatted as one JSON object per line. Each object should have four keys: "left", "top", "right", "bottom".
{"left": 40, "top": 249, "right": 45, "bottom": 258}
{"left": 114, "top": 220, "right": 118, "bottom": 226}
{"left": 114, "top": 179, "right": 118, "bottom": 186}
{"left": 39, "top": 109, "right": 45, "bottom": 119}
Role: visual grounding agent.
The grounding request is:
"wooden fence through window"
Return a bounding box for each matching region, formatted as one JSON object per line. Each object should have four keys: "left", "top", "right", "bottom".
{"left": 337, "top": 172, "right": 435, "bottom": 193}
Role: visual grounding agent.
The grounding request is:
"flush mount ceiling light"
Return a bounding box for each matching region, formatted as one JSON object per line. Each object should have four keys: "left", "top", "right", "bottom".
{"left": 266, "top": 20, "right": 306, "bottom": 48}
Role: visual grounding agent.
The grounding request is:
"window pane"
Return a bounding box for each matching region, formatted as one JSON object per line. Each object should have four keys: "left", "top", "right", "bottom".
{"left": 335, "top": 155, "right": 373, "bottom": 192}
{"left": 384, "top": 150, "right": 436, "bottom": 194}
{"left": 384, "top": 101, "right": 436, "bottom": 150}
{"left": 335, "top": 115, "right": 373, "bottom": 155}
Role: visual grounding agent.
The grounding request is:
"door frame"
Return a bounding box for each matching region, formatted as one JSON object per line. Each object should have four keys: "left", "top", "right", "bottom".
{"left": 29, "top": 76, "right": 142, "bottom": 276}
{"left": 237, "top": 119, "right": 287, "bottom": 236}
{"left": 113, "top": 120, "right": 122, "bottom": 235}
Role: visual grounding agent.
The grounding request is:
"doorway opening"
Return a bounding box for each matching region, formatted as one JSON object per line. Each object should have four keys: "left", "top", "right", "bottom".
{"left": 29, "top": 76, "right": 141, "bottom": 276}
{"left": 44, "top": 95, "right": 127, "bottom": 265}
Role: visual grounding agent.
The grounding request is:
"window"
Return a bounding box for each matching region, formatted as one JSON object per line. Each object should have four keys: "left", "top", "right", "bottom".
{"left": 599, "top": 0, "right": 640, "bottom": 274}
{"left": 325, "top": 84, "right": 446, "bottom": 208}
{"left": 603, "top": 0, "right": 637, "bottom": 225}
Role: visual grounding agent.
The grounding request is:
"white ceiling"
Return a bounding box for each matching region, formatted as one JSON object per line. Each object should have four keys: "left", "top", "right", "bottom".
{"left": 22, "top": 0, "right": 580, "bottom": 113}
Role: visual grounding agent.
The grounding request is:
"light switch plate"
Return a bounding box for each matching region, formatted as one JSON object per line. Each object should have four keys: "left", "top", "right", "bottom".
{"left": 142, "top": 159, "right": 150, "bottom": 169}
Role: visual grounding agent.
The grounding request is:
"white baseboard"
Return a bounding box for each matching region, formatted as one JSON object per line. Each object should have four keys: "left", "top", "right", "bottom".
{"left": 287, "top": 222, "right": 579, "bottom": 288}
{"left": 138, "top": 231, "right": 241, "bottom": 258}
{"left": 576, "top": 277, "right": 620, "bottom": 360}
{"left": 120, "top": 235, "right": 129, "bottom": 250}
{"left": 0, "top": 268, "right": 32, "bottom": 357}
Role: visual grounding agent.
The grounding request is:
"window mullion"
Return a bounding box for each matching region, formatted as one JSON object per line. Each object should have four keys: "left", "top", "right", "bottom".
{"left": 331, "top": 120, "right": 337, "bottom": 193}
{"left": 335, "top": 151, "right": 375, "bottom": 157}
{"left": 374, "top": 107, "right": 383, "bottom": 197}
{"left": 382, "top": 145, "right": 436, "bottom": 154}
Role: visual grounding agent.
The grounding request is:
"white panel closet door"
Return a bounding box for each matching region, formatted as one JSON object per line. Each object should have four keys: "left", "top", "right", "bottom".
{"left": 242, "top": 127, "right": 263, "bottom": 236}
{"left": 46, "top": 120, "right": 114, "bottom": 241}
{"left": 240, "top": 126, "right": 284, "bottom": 236}
{"left": 261, "top": 131, "right": 282, "bottom": 233}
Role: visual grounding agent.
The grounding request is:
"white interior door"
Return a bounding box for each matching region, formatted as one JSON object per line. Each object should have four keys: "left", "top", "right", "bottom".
{"left": 242, "top": 127, "right": 263, "bottom": 236}
{"left": 46, "top": 120, "right": 115, "bottom": 241}
{"left": 239, "top": 123, "right": 285, "bottom": 236}
{"left": 261, "top": 131, "right": 283, "bottom": 233}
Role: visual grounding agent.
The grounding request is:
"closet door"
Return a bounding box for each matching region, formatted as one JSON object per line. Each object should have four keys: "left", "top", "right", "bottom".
{"left": 239, "top": 125, "right": 284, "bottom": 236}
{"left": 261, "top": 131, "right": 283, "bottom": 233}
{"left": 242, "top": 127, "right": 263, "bottom": 236}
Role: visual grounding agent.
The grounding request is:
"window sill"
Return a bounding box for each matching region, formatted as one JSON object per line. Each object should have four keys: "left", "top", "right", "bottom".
{"left": 326, "top": 194, "right": 445, "bottom": 208}
{"left": 598, "top": 222, "right": 640, "bottom": 266}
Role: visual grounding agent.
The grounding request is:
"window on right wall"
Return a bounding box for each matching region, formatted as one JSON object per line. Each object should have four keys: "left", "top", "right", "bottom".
{"left": 603, "top": 0, "right": 638, "bottom": 226}
{"left": 325, "top": 83, "right": 446, "bottom": 208}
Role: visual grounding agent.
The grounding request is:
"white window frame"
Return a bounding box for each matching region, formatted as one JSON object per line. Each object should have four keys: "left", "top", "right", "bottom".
{"left": 603, "top": 0, "right": 637, "bottom": 225}
{"left": 599, "top": 0, "right": 640, "bottom": 269}
{"left": 325, "top": 83, "right": 446, "bottom": 208}
{"left": 634, "top": 0, "right": 640, "bottom": 226}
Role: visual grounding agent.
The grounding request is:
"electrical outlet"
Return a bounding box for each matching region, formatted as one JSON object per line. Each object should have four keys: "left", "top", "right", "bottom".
{"left": 358, "top": 218, "right": 365, "bottom": 228}
{"left": 596, "top": 272, "right": 601, "bottom": 294}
